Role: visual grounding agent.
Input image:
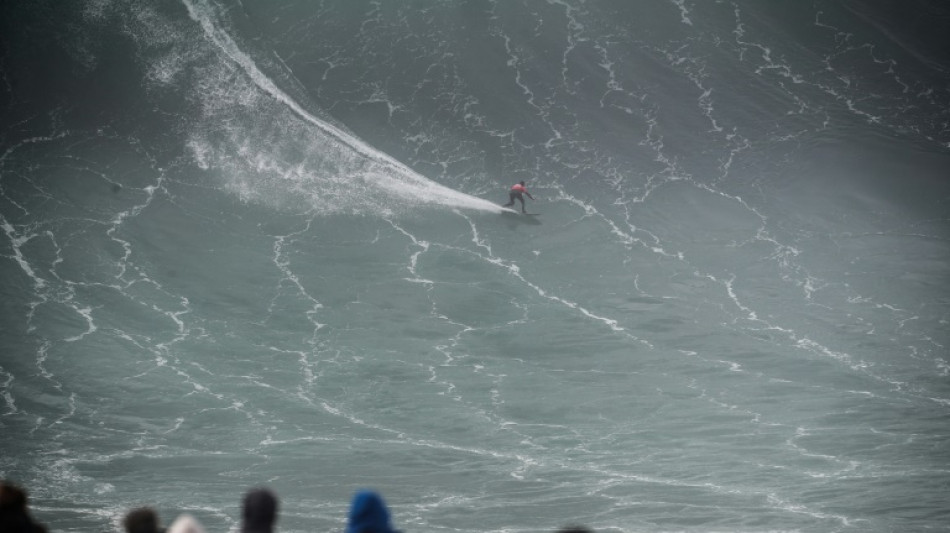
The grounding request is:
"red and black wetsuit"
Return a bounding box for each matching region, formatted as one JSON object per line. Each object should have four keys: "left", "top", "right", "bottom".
{"left": 504, "top": 183, "right": 532, "bottom": 212}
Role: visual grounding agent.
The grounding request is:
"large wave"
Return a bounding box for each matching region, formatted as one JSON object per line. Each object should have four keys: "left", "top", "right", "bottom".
{"left": 86, "top": 0, "right": 505, "bottom": 216}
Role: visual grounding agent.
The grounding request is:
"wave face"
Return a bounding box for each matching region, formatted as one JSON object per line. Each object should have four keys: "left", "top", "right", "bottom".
{"left": 2, "top": 1, "right": 949, "bottom": 531}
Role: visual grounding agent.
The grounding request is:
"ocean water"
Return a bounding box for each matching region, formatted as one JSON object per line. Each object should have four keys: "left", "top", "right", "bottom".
{"left": 1, "top": 1, "right": 949, "bottom": 531}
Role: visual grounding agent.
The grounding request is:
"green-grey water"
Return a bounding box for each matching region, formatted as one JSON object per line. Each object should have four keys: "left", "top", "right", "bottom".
{"left": 2, "top": 1, "right": 949, "bottom": 531}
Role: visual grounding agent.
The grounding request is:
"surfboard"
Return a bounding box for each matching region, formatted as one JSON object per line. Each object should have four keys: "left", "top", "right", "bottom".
{"left": 500, "top": 207, "right": 538, "bottom": 215}
{"left": 499, "top": 209, "right": 542, "bottom": 224}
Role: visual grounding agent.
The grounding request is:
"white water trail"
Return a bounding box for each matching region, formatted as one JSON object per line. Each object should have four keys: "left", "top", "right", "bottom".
{"left": 181, "top": 0, "right": 505, "bottom": 214}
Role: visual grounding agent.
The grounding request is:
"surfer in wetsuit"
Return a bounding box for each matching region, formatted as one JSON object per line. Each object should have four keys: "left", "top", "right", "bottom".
{"left": 503, "top": 181, "right": 534, "bottom": 213}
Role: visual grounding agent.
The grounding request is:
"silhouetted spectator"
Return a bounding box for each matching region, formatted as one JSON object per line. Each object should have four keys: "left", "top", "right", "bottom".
{"left": 123, "top": 507, "right": 162, "bottom": 533}
{"left": 166, "top": 513, "right": 206, "bottom": 533}
{"left": 345, "top": 490, "right": 400, "bottom": 533}
{"left": 0, "top": 481, "right": 47, "bottom": 533}
{"left": 241, "top": 487, "right": 279, "bottom": 533}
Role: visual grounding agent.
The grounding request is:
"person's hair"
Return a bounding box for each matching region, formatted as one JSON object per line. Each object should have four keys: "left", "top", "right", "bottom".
{"left": 123, "top": 507, "right": 160, "bottom": 533}
{"left": 0, "top": 481, "right": 29, "bottom": 511}
{"left": 241, "top": 487, "right": 278, "bottom": 532}
{"left": 0, "top": 481, "right": 49, "bottom": 533}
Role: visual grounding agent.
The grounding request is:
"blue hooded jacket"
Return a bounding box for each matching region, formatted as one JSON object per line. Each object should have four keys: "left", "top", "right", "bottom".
{"left": 345, "top": 490, "right": 399, "bottom": 533}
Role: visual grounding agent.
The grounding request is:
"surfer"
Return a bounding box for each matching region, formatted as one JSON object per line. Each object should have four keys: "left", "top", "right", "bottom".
{"left": 503, "top": 181, "right": 534, "bottom": 213}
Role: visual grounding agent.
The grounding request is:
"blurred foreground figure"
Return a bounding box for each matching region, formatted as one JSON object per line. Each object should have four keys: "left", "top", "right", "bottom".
{"left": 346, "top": 490, "right": 401, "bottom": 533}
{"left": 123, "top": 507, "right": 162, "bottom": 533}
{"left": 0, "top": 481, "right": 47, "bottom": 533}
{"left": 167, "top": 513, "right": 206, "bottom": 533}
{"left": 241, "top": 487, "right": 279, "bottom": 533}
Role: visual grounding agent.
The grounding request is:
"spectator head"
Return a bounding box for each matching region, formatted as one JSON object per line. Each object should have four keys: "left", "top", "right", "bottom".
{"left": 346, "top": 490, "right": 399, "bottom": 533}
{"left": 0, "top": 481, "right": 28, "bottom": 511}
{"left": 123, "top": 507, "right": 161, "bottom": 533}
{"left": 241, "top": 487, "right": 279, "bottom": 533}
{"left": 167, "top": 513, "right": 206, "bottom": 533}
{"left": 0, "top": 481, "right": 46, "bottom": 533}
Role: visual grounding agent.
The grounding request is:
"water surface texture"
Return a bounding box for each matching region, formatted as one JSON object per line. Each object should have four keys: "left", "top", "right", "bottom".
{"left": 2, "top": 1, "right": 949, "bottom": 531}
